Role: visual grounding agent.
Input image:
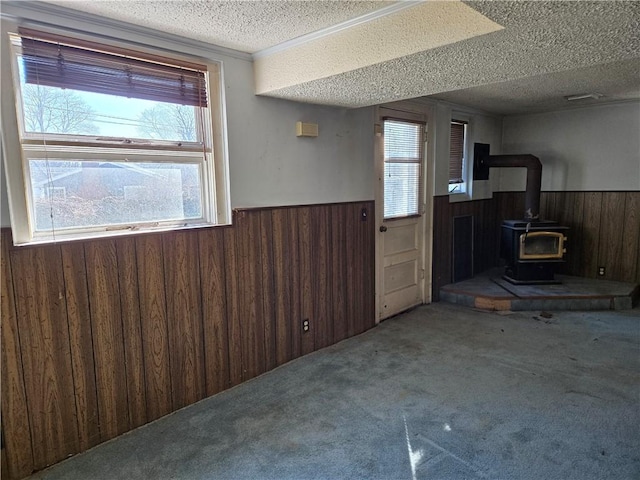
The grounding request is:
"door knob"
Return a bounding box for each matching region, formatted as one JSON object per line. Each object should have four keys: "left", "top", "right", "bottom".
{"left": 379, "top": 225, "right": 387, "bottom": 232}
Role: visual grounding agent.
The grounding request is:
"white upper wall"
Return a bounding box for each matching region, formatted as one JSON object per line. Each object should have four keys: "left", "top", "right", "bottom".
{"left": 500, "top": 101, "right": 640, "bottom": 192}
{"left": 225, "top": 56, "right": 373, "bottom": 209}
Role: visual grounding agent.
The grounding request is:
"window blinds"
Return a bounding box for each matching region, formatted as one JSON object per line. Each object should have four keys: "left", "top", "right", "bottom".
{"left": 449, "top": 121, "right": 466, "bottom": 184}
{"left": 18, "top": 28, "right": 208, "bottom": 107}
{"left": 383, "top": 119, "right": 423, "bottom": 219}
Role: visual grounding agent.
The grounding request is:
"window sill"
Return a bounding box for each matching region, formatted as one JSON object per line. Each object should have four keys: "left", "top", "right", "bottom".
{"left": 449, "top": 192, "right": 471, "bottom": 203}
{"left": 383, "top": 213, "right": 422, "bottom": 222}
{"left": 11, "top": 220, "right": 231, "bottom": 247}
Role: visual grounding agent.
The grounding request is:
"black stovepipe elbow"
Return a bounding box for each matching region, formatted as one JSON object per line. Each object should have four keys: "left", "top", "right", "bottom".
{"left": 484, "top": 154, "right": 542, "bottom": 221}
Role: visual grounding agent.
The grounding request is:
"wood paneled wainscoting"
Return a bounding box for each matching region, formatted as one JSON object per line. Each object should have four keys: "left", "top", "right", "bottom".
{"left": 0, "top": 201, "right": 375, "bottom": 480}
{"left": 432, "top": 191, "right": 640, "bottom": 300}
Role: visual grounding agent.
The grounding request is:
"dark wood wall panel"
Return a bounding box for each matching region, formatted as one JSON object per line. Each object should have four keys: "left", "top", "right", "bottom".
{"left": 363, "top": 203, "right": 376, "bottom": 331}
{"left": 1, "top": 236, "right": 33, "bottom": 479}
{"left": 622, "top": 193, "right": 640, "bottom": 284}
{"left": 432, "top": 191, "right": 640, "bottom": 300}
{"left": 60, "top": 243, "right": 101, "bottom": 449}
{"left": 549, "top": 190, "right": 632, "bottom": 282}
{"left": 223, "top": 226, "right": 242, "bottom": 388}
{"left": 136, "top": 235, "right": 173, "bottom": 422}
{"left": 1, "top": 201, "right": 375, "bottom": 480}
{"left": 597, "top": 193, "right": 626, "bottom": 281}
{"left": 84, "top": 241, "right": 128, "bottom": 443}
{"left": 540, "top": 191, "right": 640, "bottom": 282}
{"left": 10, "top": 246, "right": 79, "bottom": 469}
{"left": 272, "top": 209, "right": 294, "bottom": 365}
{"left": 580, "top": 192, "right": 603, "bottom": 278}
{"left": 344, "top": 205, "right": 357, "bottom": 338}
{"left": 353, "top": 202, "right": 376, "bottom": 333}
{"left": 116, "top": 238, "right": 147, "bottom": 429}
{"left": 311, "top": 206, "right": 332, "bottom": 350}
{"left": 198, "top": 228, "right": 230, "bottom": 396}
{"left": 432, "top": 196, "right": 451, "bottom": 302}
{"left": 553, "top": 192, "right": 584, "bottom": 277}
{"left": 163, "top": 231, "right": 206, "bottom": 410}
{"left": 351, "top": 204, "right": 366, "bottom": 335}
{"left": 286, "top": 209, "right": 302, "bottom": 358}
{"left": 331, "top": 205, "right": 347, "bottom": 344}
{"left": 259, "top": 210, "right": 277, "bottom": 373}
{"left": 298, "top": 207, "right": 314, "bottom": 355}
{"left": 235, "top": 210, "right": 266, "bottom": 382}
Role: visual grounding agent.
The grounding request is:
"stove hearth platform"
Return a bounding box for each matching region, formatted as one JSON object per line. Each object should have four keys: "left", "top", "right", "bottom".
{"left": 440, "top": 269, "right": 639, "bottom": 311}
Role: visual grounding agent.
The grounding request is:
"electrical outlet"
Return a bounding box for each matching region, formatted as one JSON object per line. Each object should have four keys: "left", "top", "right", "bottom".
{"left": 598, "top": 266, "right": 605, "bottom": 276}
{"left": 302, "top": 319, "right": 310, "bottom": 332}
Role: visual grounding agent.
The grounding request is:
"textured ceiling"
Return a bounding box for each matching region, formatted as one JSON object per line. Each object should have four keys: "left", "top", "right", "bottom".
{"left": 45, "top": 0, "right": 395, "bottom": 52}
{"left": 265, "top": 1, "right": 640, "bottom": 109}
{"left": 36, "top": 0, "right": 640, "bottom": 114}
{"left": 254, "top": 1, "right": 503, "bottom": 94}
{"left": 429, "top": 59, "right": 640, "bottom": 115}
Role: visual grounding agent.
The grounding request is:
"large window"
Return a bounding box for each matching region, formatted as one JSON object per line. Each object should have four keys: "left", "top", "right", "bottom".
{"left": 449, "top": 120, "right": 467, "bottom": 194}
{"left": 383, "top": 119, "right": 424, "bottom": 219}
{"left": 2, "top": 27, "right": 229, "bottom": 244}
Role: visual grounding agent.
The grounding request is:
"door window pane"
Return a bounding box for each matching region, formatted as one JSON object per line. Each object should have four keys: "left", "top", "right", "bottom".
{"left": 383, "top": 120, "right": 422, "bottom": 219}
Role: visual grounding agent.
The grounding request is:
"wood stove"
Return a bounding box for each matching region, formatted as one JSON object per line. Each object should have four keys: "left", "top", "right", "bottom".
{"left": 474, "top": 143, "right": 569, "bottom": 285}
{"left": 501, "top": 220, "right": 568, "bottom": 284}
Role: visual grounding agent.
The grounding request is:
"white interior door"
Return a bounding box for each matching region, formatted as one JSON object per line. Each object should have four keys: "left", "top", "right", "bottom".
{"left": 375, "top": 105, "right": 429, "bottom": 321}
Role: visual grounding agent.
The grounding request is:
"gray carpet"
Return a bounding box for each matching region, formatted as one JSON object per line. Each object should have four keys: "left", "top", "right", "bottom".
{"left": 30, "top": 303, "right": 640, "bottom": 480}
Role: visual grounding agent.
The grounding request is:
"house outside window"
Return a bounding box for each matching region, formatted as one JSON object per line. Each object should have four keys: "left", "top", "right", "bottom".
{"left": 1, "top": 27, "right": 230, "bottom": 245}
{"left": 449, "top": 120, "right": 468, "bottom": 194}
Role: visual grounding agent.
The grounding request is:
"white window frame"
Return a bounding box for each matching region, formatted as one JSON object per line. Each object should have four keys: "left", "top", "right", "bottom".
{"left": 448, "top": 118, "right": 469, "bottom": 196}
{"left": 1, "top": 20, "right": 231, "bottom": 245}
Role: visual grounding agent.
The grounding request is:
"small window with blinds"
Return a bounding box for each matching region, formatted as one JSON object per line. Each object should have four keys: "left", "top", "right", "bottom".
{"left": 383, "top": 119, "right": 423, "bottom": 219}
{"left": 449, "top": 120, "right": 467, "bottom": 193}
{"left": 3, "top": 28, "right": 229, "bottom": 244}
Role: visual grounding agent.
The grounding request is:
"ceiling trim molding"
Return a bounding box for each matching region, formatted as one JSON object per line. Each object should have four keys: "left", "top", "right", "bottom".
{"left": 0, "top": 0, "right": 253, "bottom": 62}
{"left": 252, "top": 0, "right": 424, "bottom": 59}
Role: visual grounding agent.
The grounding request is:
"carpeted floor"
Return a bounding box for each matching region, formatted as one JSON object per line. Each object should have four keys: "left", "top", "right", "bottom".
{"left": 29, "top": 303, "right": 640, "bottom": 480}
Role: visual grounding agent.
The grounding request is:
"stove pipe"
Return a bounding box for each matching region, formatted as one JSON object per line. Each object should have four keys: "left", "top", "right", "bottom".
{"left": 473, "top": 144, "right": 542, "bottom": 221}
{"left": 485, "top": 155, "right": 541, "bottom": 220}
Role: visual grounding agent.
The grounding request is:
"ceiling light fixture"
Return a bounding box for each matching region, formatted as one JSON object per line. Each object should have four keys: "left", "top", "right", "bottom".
{"left": 565, "top": 93, "right": 604, "bottom": 101}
